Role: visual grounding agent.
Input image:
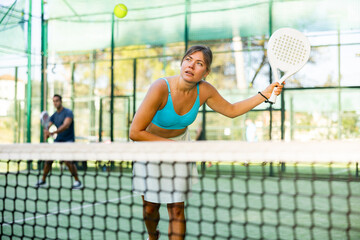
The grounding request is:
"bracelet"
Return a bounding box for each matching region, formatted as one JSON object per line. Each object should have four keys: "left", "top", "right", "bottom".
{"left": 258, "top": 91, "right": 269, "bottom": 103}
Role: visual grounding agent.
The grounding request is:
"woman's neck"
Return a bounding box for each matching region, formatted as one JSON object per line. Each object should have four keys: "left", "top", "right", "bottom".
{"left": 175, "top": 75, "right": 197, "bottom": 94}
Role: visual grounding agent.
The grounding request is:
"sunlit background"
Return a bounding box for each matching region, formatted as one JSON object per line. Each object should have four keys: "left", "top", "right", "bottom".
{"left": 0, "top": 0, "right": 359, "bottom": 143}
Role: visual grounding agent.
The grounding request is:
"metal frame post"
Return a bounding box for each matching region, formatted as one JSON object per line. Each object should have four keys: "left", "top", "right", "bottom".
{"left": 99, "top": 98, "right": 103, "bottom": 142}
{"left": 200, "top": 105, "right": 207, "bottom": 174}
{"left": 337, "top": 28, "right": 342, "bottom": 139}
{"left": 268, "top": 0, "right": 273, "bottom": 142}
{"left": 40, "top": 0, "right": 48, "bottom": 142}
{"left": 133, "top": 58, "right": 137, "bottom": 118}
{"left": 26, "top": 0, "right": 32, "bottom": 143}
{"left": 99, "top": 95, "right": 131, "bottom": 143}
{"left": 90, "top": 50, "right": 96, "bottom": 137}
{"left": 71, "top": 62, "right": 75, "bottom": 111}
{"left": 110, "top": 14, "right": 115, "bottom": 142}
{"left": 290, "top": 95, "right": 294, "bottom": 140}
{"left": 184, "top": 0, "right": 190, "bottom": 51}
{"left": 14, "top": 67, "right": 18, "bottom": 143}
{"left": 281, "top": 90, "right": 285, "bottom": 140}
{"left": 127, "top": 96, "right": 130, "bottom": 141}
{"left": 201, "top": 105, "right": 206, "bottom": 140}
{"left": 268, "top": 0, "right": 274, "bottom": 176}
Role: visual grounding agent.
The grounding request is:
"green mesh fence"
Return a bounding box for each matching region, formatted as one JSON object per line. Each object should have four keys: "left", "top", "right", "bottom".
{"left": 45, "top": 0, "right": 360, "bottom": 53}
{"left": 0, "top": 0, "right": 27, "bottom": 58}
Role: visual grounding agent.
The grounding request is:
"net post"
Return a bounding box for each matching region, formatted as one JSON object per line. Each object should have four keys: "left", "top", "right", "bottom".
{"left": 356, "top": 162, "right": 359, "bottom": 178}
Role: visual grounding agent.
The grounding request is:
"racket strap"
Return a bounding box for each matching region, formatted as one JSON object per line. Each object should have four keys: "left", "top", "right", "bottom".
{"left": 258, "top": 91, "right": 270, "bottom": 103}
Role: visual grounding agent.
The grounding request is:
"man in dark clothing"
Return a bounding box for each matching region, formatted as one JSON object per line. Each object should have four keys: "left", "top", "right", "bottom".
{"left": 35, "top": 94, "right": 82, "bottom": 189}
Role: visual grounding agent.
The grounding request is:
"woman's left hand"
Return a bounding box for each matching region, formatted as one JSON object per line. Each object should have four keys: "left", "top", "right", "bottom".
{"left": 261, "top": 81, "right": 285, "bottom": 99}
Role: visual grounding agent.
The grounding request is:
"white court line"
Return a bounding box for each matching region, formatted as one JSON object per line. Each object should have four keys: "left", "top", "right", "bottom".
{"left": 1, "top": 193, "right": 138, "bottom": 227}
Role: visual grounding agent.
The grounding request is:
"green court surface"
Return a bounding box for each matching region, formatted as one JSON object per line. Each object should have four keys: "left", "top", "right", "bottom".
{"left": 1, "top": 162, "right": 360, "bottom": 240}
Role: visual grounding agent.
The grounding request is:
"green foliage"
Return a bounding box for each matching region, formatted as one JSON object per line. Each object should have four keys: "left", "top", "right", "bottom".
{"left": 342, "top": 111, "right": 359, "bottom": 137}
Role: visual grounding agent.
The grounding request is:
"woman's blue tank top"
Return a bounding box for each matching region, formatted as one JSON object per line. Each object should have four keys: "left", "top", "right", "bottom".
{"left": 151, "top": 78, "right": 200, "bottom": 130}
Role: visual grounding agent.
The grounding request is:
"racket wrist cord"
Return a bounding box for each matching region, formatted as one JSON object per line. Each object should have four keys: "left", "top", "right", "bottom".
{"left": 258, "top": 91, "right": 270, "bottom": 103}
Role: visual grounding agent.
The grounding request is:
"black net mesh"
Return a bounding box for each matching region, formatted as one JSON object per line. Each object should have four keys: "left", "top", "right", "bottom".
{"left": 1, "top": 141, "right": 360, "bottom": 239}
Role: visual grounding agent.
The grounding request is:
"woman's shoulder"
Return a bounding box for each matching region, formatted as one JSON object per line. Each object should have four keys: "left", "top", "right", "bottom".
{"left": 148, "top": 77, "right": 171, "bottom": 95}
{"left": 199, "top": 80, "right": 216, "bottom": 91}
{"left": 198, "top": 80, "right": 218, "bottom": 101}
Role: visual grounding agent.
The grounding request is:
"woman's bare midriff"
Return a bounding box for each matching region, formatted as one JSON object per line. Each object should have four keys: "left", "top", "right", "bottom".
{"left": 146, "top": 122, "right": 187, "bottom": 139}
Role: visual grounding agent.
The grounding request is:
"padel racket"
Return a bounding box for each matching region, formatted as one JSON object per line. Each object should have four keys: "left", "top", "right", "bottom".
{"left": 267, "top": 28, "right": 311, "bottom": 104}
{"left": 40, "top": 111, "right": 57, "bottom": 140}
{"left": 40, "top": 111, "right": 50, "bottom": 129}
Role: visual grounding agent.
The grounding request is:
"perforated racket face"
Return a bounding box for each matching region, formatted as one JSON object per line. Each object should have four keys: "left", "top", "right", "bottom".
{"left": 268, "top": 28, "right": 311, "bottom": 72}
{"left": 40, "top": 111, "right": 50, "bottom": 128}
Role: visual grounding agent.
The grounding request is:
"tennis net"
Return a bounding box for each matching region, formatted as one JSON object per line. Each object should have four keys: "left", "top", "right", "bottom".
{"left": 1, "top": 141, "right": 359, "bottom": 240}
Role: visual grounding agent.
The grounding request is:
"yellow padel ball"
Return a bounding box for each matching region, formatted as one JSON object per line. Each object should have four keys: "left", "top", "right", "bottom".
{"left": 114, "top": 4, "right": 127, "bottom": 18}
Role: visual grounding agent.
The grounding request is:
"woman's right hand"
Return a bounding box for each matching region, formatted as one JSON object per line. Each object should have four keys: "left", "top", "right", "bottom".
{"left": 261, "top": 81, "right": 286, "bottom": 99}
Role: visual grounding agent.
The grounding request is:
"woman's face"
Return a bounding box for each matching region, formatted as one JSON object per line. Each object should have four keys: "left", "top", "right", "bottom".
{"left": 180, "top": 51, "right": 209, "bottom": 83}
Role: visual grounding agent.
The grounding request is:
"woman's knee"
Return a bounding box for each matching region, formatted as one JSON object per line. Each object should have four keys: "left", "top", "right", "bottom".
{"left": 144, "top": 203, "right": 160, "bottom": 216}
{"left": 168, "top": 204, "right": 185, "bottom": 219}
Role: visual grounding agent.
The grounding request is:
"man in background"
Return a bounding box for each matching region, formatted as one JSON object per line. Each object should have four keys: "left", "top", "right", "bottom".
{"left": 35, "top": 94, "right": 82, "bottom": 189}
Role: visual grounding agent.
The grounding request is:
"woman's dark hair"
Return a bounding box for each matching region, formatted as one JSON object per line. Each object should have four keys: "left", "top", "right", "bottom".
{"left": 181, "top": 45, "right": 213, "bottom": 72}
{"left": 53, "top": 94, "right": 62, "bottom": 102}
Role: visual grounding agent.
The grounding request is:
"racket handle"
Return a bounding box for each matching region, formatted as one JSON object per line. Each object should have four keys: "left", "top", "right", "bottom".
{"left": 268, "top": 73, "right": 288, "bottom": 104}
{"left": 268, "top": 87, "right": 278, "bottom": 104}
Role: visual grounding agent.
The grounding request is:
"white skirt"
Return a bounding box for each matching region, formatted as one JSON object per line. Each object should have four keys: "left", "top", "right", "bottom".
{"left": 132, "top": 129, "right": 199, "bottom": 203}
